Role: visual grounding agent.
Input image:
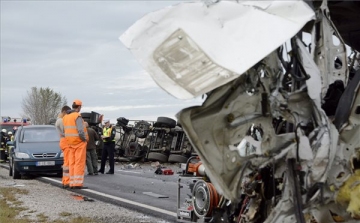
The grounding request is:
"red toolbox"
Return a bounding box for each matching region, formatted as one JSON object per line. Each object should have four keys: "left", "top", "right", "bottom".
{"left": 162, "top": 169, "right": 174, "bottom": 175}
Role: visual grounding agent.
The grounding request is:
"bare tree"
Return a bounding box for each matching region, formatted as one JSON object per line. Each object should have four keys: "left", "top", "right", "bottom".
{"left": 22, "top": 87, "right": 67, "bottom": 125}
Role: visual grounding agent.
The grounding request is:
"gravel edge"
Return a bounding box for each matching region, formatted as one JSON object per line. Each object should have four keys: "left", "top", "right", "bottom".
{"left": 0, "top": 167, "right": 171, "bottom": 223}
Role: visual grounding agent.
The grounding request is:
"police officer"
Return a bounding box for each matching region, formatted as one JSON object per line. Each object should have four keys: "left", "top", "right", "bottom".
{"left": 98, "top": 119, "right": 116, "bottom": 174}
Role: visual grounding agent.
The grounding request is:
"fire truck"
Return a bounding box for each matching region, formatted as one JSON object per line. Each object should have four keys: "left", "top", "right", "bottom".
{"left": 1, "top": 116, "right": 30, "bottom": 132}
{"left": 0, "top": 117, "right": 30, "bottom": 161}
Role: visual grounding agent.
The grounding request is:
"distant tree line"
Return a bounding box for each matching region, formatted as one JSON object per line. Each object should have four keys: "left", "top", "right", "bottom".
{"left": 21, "top": 87, "right": 67, "bottom": 125}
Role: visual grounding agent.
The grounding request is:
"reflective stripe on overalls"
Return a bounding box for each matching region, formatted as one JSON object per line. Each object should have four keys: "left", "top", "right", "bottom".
{"left": 63, "top": 112, "right": 88, "bottom": 187}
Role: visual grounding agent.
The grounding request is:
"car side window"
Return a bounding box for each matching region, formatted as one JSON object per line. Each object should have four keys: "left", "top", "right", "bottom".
{"left": 19, "top": 129, "right": 26, "bottom": 143}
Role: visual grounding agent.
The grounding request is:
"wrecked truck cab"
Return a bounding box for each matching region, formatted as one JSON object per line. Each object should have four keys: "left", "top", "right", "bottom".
{"left": 120, "top": 0, "right": 360, "bottom": 222}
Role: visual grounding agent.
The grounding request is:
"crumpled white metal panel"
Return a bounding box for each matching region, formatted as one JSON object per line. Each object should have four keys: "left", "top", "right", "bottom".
{"left": 120, "top": 0, "right": 315, "bottom": 99}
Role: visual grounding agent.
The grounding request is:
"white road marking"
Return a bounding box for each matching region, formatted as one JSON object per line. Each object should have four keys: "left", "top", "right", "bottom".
{"left": 41, "top": 177, "right": 177, "bottom": 217}
{"left": 143, "top": 192, "right": 169, "bottom": 198}
{"left": 117, "top": 170, "right": 142, "bottom": 174}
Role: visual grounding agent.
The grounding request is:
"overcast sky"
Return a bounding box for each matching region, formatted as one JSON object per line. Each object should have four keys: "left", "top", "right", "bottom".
{"left": 0, "top": 0, "right": 203, "bottom": 123}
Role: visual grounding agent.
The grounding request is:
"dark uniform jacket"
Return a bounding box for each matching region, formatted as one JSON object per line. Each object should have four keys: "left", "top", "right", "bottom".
{"left": 86, "top": 127, "right": 99, "bottom": 150}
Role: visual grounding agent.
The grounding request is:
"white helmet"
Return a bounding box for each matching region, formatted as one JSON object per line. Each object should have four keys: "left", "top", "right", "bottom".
{"left": 1, "top": 129, "right": 6, "bottom": 133}
{"left": 8, "top": 131, "right": 13, "bottom": 135}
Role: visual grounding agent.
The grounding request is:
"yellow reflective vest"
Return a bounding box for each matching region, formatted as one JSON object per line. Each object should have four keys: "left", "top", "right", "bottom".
{"left": 103, "top": 127, "right": 115, "bottom": 142}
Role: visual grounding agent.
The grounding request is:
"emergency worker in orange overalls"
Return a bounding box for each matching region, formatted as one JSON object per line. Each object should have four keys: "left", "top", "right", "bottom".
{"left": 55, "top": 105, "right": 71, "bottom": 188}
{"left": 63, "top": 100, "right": 88, "bottom": 189}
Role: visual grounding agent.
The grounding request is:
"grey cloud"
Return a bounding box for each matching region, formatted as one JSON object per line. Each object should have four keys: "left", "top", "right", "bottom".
{"left": 1, "top": 1, "right": 195, "bottom": 121}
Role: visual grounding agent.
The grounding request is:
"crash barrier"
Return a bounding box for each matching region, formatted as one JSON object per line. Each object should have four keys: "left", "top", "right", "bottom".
{"left": 114, "top": 116, "right": 197, "bottom": 163}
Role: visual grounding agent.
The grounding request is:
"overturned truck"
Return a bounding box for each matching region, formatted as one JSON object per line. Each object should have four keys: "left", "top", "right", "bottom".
{"left": 121, "top": 0, "right": 360, "bottom": 222}
{"left": 114, "top": 116, "right": 196, "bottom": 163}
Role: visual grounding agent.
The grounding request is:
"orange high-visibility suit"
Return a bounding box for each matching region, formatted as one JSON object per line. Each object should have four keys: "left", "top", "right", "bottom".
{"left": 63, "top": 112, "right": 88, "bottom": 188}
{"left": 55, "top": 117, "right": 70, "bottom": 187}
{"left": 60, "top": 137, "right": 70, "bottom": 186}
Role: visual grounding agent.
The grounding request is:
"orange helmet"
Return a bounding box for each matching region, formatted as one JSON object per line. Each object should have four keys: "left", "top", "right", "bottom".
{"left": 73, "top": 99, "right": 82, "bottom": 106}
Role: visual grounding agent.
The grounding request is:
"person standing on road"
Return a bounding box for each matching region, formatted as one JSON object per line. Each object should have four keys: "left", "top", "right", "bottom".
{"left": 55, "top": 105, "right": 71, "bottom": 189}
{"left": 98, "top": 119, "right": 116, "bottom": 174}
{"left": 84, "top": 122, "right": 99, "bottom": 175}
{"left": 0, "top": 129, "right": 8, "bottom": 163}
{"left": 63, "top": 100, "right": 88, "bottom": 189}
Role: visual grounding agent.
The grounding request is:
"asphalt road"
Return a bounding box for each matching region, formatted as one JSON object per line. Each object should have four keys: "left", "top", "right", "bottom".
{"left": 0, "top": 161, "right": 191, "bottom": 222}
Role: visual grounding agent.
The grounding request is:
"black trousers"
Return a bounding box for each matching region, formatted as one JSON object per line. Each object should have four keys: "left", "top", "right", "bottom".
{"left": 100, "top": 143, "right": 115, "bottom": 173}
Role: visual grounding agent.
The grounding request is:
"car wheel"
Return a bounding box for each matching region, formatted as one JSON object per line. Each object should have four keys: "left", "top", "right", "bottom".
{"left": 154, "top": 117, "right": 176, "bottom": 128}
{"left": 147, "top": 152, "right": 169, "bottom": 163}
{"left": 168, "top": 154, "right": 189, "bottom": 163}
{"left": 12, "top": 161, "right": 21, "bottom": 179}
{"left": 9, "top": 160, "right": 12, "bottom": 176}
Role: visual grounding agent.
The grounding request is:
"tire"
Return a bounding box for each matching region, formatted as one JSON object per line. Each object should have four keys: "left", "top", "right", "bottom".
{"left": 147, "top": 152, "right": 168, "bottom": 163}
{"left": 168, "top": 154, "right": 189, "bottom": 163}
{"left": 134, "top": 121, "right": 150, "bottom": 138}
{"left": 125, "top": 142, "right": 138, "bottom": 157}
{"left": 81, "top": 112, "right": 91, "bottom": 119}
{"left": 9, "top": 161, "right": 12, "bottom": 176}
{"left": 135, "top": 131, "right": 148, "bottom": 138}
{"left": 12, "top": 161, "right": 21, "bottom": 179}
{"left": 154, "top": 117, "right": 176, "bottom": 128}
{"left": 81, "top": 112, "right": 91, "bottom": 123}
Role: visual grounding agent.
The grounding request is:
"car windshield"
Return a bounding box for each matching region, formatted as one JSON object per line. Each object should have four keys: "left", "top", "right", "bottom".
{"left": 21, "top": 127, "right": 60, "bottom": 142}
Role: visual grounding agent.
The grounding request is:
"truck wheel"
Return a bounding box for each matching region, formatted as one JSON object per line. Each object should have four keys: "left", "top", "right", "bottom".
{"left": 147, "top": 152, "right": 168, "bottom": 163}
{"left": 81, "top": 112, "right": 91, "bottom": 118}
{"left": 81, "top": 112, "right": 91, "bottom": 123}
{"left": 168, "top": 154, "right": 189, "bottom": 163}
{"left": 154, "top": 117, "right": 176, "bottom": 128}
{"left": 134, "top": 121, "right": 150, "bottom": 138}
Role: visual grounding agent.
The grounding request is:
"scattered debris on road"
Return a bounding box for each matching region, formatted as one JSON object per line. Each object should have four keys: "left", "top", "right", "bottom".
{"left": 143, "top": 192, "right": 169, "bottom": 198}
